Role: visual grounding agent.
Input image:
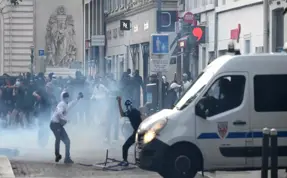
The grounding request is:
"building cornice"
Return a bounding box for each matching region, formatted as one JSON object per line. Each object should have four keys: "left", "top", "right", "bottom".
{"left": 106, "top": 0, "right": 177, "bottom": 23}
{"left": 215, "top": 0, "right": 262, "bottom": 13}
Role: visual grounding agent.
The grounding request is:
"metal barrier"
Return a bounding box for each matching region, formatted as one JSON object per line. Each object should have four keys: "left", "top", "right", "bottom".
{"left": 261, "top": 128, "right": 278, "bottom": 178}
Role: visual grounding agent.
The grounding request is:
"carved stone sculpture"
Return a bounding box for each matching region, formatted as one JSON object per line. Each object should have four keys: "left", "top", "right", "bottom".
{"left": 45, "top": 6, "right": 77, "bottom": 67}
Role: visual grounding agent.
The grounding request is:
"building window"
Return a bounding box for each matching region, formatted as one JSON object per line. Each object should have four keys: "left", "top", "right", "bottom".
{"left": 104, "top": 0, "right": 107, "bottom": 11}
{"left": 118, "top": 27, "right": 124, "bottom": 36}
{"left": 113, "top": 28, "right": 118, "bottom": 38}
{"left": 85, "top": 4, "right": 89, "bottom": 38}
{"left": 254, "top": 75, "right": 287, "bottom": 112}
{"left": 106, "top": 30, "right": 112, "bottom": 40}
{"left": 245, "top": 39, "right": 251, "bottom": 54}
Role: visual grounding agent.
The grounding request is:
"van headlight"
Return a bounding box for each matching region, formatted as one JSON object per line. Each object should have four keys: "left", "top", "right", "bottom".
{"left": 143, "top": 118, "right": 167, "bottom": 144}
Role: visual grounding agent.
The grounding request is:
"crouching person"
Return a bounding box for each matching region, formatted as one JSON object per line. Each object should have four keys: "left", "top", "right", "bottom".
{"left": 50, "top": 91, "right": 83, "bottom": 164}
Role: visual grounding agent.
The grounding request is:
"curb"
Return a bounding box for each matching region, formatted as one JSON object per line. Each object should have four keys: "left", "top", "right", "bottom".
{"left": 198, "top": 172, "right": 213, "bottom": 178}
{"left": 0, "top": 155, "right": 15, "bottom": 178}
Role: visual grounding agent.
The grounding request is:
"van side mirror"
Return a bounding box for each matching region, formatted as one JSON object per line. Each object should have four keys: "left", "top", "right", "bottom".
{"left": 195, "top": 100, "right": 207, "bottom": 119}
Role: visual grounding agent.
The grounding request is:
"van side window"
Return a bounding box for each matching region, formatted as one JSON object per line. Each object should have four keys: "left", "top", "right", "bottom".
{"left": 201, "top": 75, "right": 245, "bottom": 117}
{"left": 254, "top": 75, "right": 287, "bottom": 112}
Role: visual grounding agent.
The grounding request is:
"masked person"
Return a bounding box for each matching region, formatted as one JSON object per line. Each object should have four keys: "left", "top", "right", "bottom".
{"left": 33, "top": 82, "right": 56, "bottom": 147}
{"left": 50, "top": 91, "right": 83, "bottom": 164}
{"left": 116, "top": 96, "right": 142, "bottom": 166}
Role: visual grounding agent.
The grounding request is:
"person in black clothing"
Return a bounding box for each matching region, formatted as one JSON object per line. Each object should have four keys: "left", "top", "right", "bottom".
{"left": 116, "top": 96, "right": 142, "bottom": 166}
{"left": 33, "top": 83, "right": 55, "bottom": 147}
{"left": 12, "top": 79, "right": 26, "bottom": 127}
{"left": 132, "top": 70, "right": 143, "bottom": 109}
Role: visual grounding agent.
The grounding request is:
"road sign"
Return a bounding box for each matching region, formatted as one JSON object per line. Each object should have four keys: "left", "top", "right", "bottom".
{"left": 91, "top": 35, "right": 105, "bottom": 46}
{"left": 151, "top": 34, "right": 169, "bottom": 54}
{"left": 150, "top": 57, "right": 170, "bottom": 73}
{"left": 120, "top": 20, "right": 131, "bottom": 30}
{"left": 38, "top": 49, "right": 44, "bottom": 56}
{"left": 183, "top": 12, "right": 195, "bottom": 24}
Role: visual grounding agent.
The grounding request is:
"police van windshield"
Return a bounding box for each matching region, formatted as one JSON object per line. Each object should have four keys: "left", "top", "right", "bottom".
{"left": 174, "top": 55, "right": 232, "bottom": 110}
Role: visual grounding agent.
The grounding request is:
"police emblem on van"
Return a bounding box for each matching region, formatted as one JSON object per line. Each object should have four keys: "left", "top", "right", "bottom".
{"left": 218, "top": 122, "right": 228, "bottom": 138}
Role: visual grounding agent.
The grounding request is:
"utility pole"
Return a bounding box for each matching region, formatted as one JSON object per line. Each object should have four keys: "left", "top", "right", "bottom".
{"left": 157, "top": 0, "right": 163, "bottom": 110}
{"left": 30, "top": 45, "right": 34, "bottom": 77}
{"left": 99, "top": 0, "right": 105, "bottom": 76}
{"left": 214, "top": 0, "right": 219, "bottom": 57}
{"left": 263, "top": 0, "right": 269, "bottom": 53}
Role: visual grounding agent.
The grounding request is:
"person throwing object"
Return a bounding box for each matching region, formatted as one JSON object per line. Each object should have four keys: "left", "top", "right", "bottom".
{"left": 50, "top": 91, "right": 83, "bottom": 164}
{"left": 116, "top": 96, "right": 142, "bottom": 166}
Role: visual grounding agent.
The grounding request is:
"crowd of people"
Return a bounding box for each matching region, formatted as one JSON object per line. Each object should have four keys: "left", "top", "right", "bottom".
{"left": 0, "top": 68, "right": 193, "bottom": 129}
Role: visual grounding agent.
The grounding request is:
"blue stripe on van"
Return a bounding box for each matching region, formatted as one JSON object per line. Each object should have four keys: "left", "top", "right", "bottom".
{"left": 197, "top": 131, "right": 287, "bottom": 139}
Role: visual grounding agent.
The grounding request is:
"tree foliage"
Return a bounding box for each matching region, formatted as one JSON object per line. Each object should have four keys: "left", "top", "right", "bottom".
{"left": 10, "top": 0, "right": 22, "bottom": 6}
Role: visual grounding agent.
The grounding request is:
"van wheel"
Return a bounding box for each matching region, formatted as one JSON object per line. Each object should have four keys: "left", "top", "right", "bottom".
{"left": 161, "top": 145, "right": 200, "bottom": 178}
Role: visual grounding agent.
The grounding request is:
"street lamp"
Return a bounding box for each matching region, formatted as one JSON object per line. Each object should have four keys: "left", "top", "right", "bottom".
{"left": 30, "top": 45, "right": 34, "bottom": 76}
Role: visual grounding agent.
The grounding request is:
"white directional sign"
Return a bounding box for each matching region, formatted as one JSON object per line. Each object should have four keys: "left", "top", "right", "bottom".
{"left": 150, "top": 57, "right": 170, "bottom": 73}
{"left": 91, "top": 35, "right": 105, "bottom": 46}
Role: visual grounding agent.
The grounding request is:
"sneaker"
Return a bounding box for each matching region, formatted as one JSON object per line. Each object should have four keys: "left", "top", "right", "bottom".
{"left": 64, "top": 158, "right": 74, "bottom": 164}
{"left": 55, "top": 155, "right": 62, "bottom": 162}
{"left": 118, "top": 160, "right": 129, "bottom": 167}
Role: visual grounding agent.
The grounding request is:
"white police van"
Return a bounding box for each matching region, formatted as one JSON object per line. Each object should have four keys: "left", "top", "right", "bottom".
{"left": 135, "top": 54, "right": 287, "bottom": 178}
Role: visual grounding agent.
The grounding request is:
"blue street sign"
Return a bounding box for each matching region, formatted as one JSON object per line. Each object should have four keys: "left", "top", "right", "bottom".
{"left": 38, "top": 49, "right": 44, "bottom": 56}
{"left": 151, "top": 34, "right": 169, "bottom": 54}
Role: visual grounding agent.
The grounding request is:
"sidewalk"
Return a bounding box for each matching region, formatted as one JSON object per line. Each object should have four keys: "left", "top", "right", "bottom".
{"left": 0, "top": 155, "right": 15, "bottom": 178}
{"left": 201, "top": 170, "right": 286, "bottom": 178}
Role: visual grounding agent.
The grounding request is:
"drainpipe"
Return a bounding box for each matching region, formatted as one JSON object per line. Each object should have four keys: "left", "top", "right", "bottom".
{"left": 263, "top": 0, "right": 269, "bottom": 53}
{"left": 214, "top": 0, "right": 218, "bottom": 57}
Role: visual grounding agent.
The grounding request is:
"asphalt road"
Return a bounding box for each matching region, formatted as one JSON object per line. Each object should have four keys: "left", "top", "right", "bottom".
{"left": 3, "top": 124, "right": 286, "bottom": 178}
{"left": 11, "top": 160, "right": 161, "bottom": 178}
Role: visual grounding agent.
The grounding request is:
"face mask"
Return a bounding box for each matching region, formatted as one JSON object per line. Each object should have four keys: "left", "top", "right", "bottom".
{"left": 63, "top": 97, "right": 69, "bottom": 104}
{"left": 126, "top": 105, "right": 132, "bottom": 112}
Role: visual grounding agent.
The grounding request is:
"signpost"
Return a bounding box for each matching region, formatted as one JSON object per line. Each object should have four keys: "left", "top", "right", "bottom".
{"left": 150, "top": 34, "right": 169, "bottom": 72}
{"left": 150, "top": 33, "right": 169, "bottom": 110}
{"left": 30, "top": 45, "right": 34, "bottom": 77}
{"left": 91, "top": 35, "right": 105, "bottom": 46}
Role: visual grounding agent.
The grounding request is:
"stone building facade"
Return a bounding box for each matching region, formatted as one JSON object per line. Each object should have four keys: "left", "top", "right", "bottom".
{"left": 0, "top": 0, "right": 85, "bottom": 76}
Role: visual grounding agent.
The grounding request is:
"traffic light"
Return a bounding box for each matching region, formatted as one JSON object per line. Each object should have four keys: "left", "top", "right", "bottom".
{"left": 189, "top": 26, "right": 206, "bottom": 44}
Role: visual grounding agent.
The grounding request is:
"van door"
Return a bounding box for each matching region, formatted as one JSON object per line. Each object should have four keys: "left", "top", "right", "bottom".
{"left": 250, "top": 74, "right": 287, "bottom": 168}
{"left": 195, "top": 73, "right": 251, "bottom": 168}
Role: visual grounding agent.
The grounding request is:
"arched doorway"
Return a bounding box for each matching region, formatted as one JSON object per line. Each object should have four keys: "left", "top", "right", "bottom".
{"left": 0, "top": 13, "right": 3, "bottom": 75}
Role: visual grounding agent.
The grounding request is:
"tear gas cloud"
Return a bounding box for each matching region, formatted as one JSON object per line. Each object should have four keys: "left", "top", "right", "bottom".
{"left": 0, "top": 90, "right": 133, "bottom": 162}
